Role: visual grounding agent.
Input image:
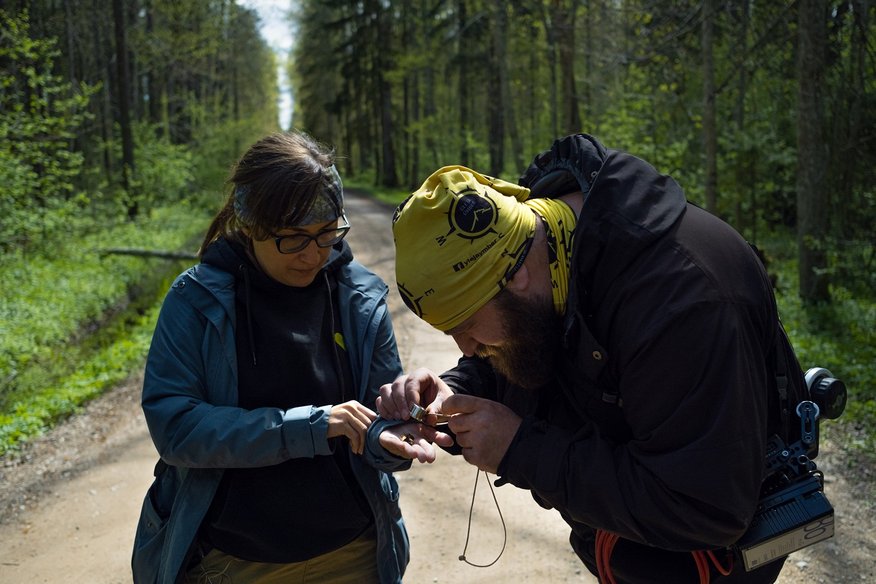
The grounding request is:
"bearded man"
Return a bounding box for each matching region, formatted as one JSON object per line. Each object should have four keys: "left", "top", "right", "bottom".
{"left": 377, "top": 134, "right": 807, "bottom": 584}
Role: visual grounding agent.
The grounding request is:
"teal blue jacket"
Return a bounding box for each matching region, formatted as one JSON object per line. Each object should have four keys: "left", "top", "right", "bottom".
{"left": 131, "top": 254, "right": 410, "bottom": 583}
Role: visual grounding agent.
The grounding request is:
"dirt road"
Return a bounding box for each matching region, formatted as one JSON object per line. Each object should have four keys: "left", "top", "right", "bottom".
{"left": 0, "top": 191, "right": 872, "bottom": 583}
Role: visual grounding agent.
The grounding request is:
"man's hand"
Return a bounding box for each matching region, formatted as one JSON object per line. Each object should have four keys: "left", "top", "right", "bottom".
{"left": 379, "top": 422, "right": 455, "bottom": 463}
{"left": 376, "top": 368, "right": 454, "bottom": 422}
{"left": 441, "top": 394, "right": 522, "bottom": 473}
{"left": 327, "top": 400, "right": 377, "bottom": 455}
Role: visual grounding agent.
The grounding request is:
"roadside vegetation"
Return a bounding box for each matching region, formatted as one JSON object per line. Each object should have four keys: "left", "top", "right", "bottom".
{"left": 764, "top": 240, "right": 876, "bottom": 464}
{"left": 0, "top": 6, "right": 275, "bottom": 454}
{"left": 0, "top": 203, "right": 207, "bottom": 453}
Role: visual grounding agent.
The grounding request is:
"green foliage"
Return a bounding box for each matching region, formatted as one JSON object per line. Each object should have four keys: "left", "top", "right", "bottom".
{"left": 188, "top": 115, "right": 281, "bottom": 199}
{"left": 129, "top": 123, "right": 196, "bottom": 207}
{"left": 0, "top": 199, "right": 212, "bottom": 453}
{"left": 0, "top": 301, "right": 161, "bottom": 455}
{"left": 78, "top": 122, "right": 199, "bottom": 221}
{"left": 0, "top": 9, "right": 98, "bottom": 251}
{"left": 291, "top": 0, "right": 875, "bottom": 309}
{"left": 767, "top": 239, "right": 876, "bottom": 456}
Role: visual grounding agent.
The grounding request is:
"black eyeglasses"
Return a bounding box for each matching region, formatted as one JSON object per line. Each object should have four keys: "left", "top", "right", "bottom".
{"left": 271, "top": 215, "right": 351, "bottom": 254}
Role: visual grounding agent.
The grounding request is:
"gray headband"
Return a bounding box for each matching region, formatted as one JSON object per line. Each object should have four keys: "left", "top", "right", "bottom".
{"left": 299, "top": 164, "right": 344, "bottom": 225}
{"left": 234, "top": 164, "right": 344, "bottom": 227}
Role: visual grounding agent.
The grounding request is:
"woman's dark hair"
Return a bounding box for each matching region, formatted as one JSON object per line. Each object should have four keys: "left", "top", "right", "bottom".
{"left": 198, "top": 130, "right": 337, "bottom": 258}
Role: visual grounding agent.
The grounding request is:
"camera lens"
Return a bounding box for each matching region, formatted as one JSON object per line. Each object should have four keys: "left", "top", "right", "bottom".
{"left": 804, "top": 368, "right": 847, "bottom": 420}
{"left": 811, "top": 376, "right": 847, "bottom": 420}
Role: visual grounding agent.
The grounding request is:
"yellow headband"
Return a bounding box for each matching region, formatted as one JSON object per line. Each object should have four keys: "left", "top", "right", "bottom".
{"left": 392, "top": 166, "right": 536, "bottom": 332}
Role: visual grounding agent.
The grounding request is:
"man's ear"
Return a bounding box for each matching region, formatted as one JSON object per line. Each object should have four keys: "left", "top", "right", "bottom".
{"left": 507, "top": 263, "right": 530, "bottom": 293}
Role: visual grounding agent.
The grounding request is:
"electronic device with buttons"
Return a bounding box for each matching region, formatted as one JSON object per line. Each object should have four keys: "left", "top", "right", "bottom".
{"left": 734, "top": 367, "right": 847, "bottom": 571}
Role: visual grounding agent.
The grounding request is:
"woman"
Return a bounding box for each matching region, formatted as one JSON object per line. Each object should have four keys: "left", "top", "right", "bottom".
{"left": 131, "top": 131, "right": 442, "bottom": 584}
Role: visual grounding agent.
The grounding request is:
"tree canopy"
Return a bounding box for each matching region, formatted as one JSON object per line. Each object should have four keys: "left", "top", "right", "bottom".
{"left": 1, "top": 0, "right": 874, "bottom": 303}
{"left": 290, "top": 0, "right": 876, "bottom": 304}
{"left": 0, "top": 1, "right": 279, "bottom": 254}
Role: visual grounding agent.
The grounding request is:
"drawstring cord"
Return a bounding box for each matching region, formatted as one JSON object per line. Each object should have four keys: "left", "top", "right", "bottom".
{"left": 239, "top": 264, "right": 257, "bottom": 366}
{"left": 458, "top": 469, "right": 507, "bottom": 568}
{"left": 324, "top": 271, "right": 347, "bottom": 402}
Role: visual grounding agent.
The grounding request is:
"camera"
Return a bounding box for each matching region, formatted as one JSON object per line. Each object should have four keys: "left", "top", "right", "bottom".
{"left": 734, "top": 368, "right": 847, "bottom": 571}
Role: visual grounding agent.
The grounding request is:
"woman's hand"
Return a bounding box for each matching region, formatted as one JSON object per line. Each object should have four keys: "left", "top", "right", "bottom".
{"left": 327, "top": 400, "right": 378, "bottom": 455}
{"left": 379, "top": 422, "right": 455, "bottom": 463}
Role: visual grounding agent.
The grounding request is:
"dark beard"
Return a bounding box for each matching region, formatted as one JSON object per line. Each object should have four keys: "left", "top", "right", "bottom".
{"left": 476, "top": 289, "right": 563, "bottom": 390}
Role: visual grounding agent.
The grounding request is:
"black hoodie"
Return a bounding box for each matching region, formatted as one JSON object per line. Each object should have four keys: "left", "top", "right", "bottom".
{"left": 199, "top": 237, "right": 372, "bottom": 563}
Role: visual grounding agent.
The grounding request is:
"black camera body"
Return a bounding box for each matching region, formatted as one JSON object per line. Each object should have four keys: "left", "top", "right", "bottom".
{"left": 734, "top": 368, "right": 846, "bottom": 571}
{"left": 734, "top": 432, "right": 835, "bottom": 570}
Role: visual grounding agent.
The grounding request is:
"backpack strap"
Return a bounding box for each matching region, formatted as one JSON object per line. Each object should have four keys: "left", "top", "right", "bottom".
{"left": 773, "top": 325, "right": 793, "bottom": 443}
{"left": 748, "top": 241, "right": 798, "bottom": 444}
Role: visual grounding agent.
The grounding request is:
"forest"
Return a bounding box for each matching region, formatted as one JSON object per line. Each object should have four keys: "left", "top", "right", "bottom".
{"left": 0, "top": 1, "right": 873, "bottom": 465}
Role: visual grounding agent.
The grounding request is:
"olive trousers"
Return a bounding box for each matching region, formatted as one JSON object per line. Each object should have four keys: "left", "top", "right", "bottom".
{"left": 183, "top": 526, "right": 379, "bottom": 584}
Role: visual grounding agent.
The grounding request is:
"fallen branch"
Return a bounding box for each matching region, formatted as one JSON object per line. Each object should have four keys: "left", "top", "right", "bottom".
{"left": 98, "top": 247, "right": 198, "bottom": 260}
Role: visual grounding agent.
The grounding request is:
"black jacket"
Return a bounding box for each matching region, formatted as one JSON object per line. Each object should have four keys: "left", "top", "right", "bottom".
{"left": 442, "top": 135, "right": 790, "bottom": 582}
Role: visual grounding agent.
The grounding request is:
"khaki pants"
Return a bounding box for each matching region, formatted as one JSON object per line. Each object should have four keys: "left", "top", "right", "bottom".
{"left": 184, "top": 527, "right": 379, "bottom": 584}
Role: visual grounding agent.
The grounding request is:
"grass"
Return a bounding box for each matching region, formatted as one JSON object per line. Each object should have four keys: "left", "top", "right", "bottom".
{"left": 757, "top": 236, "right": 876, "bottom": 461}
{"left": 0, "top": 296, "right": 165, "bottom": 451}
{"left": 0, "top": 200, "right": 211, "bottom": 455}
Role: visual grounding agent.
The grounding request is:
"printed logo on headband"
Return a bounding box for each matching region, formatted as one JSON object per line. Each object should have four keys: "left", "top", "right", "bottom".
{"left": 449, "top": 188, "right": 498, "bottom": 240}
{"left": 398, "top": 282, "right": 426, "bottom": 319}
{"left": 434, "top": 187, "right": 499, "bottom": 250}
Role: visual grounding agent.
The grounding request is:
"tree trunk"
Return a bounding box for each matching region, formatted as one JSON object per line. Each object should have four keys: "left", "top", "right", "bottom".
{"left": 342, "top": 78, "right": 354, "bottom": 177}
{"left": 582, "top": 0, "right": 592, "bottom": 129}
{"left": 376, "top": 6, "right": 398, "bottom": 188}
{"left": 702, "top": 0, "right": 718, "bottom": 215}
{"left": 796, "top": 0, "right": 830, "bottom": 303}
{"left": 112, "top": 0, "right": 136, "bottom": 219}
{"left": 143, "top": 0, "right": 162, "bottom": 130}
{"left": 457, "top": 0, "right": 472, "bottom": 166}
{"left": 555, "top": 0, "right": 580, "bottom": 134}
{"left": 94, "top": 0, "right": 114, "bottom": 183}
{"left": 413, "top": 3, "right": 442, "bottom": 176}
{"left": 538, "top": 2, "right": 559, "bottom": 140}
{"left": 487, "top": 9, "right": 505, "bottom": 177}
{"left": 526, "top": 17, "right": 539, "bottom": 151}
{"left": 422, "top": 58, "right": 438, "bottom": 168}
{"left": 832, "top": 0, "right": 867, "bottom": 232}
{"left": 493, "top": 2, "right": 523, "bottom": 172}
{"left": 378, "top": 73, "right": 399, "bottom": 187}
{"left": 64, "top": 0, "right": 77, "bottom": 86}
{"left": 732, "top": 0, "right": 750, "bottom": 234}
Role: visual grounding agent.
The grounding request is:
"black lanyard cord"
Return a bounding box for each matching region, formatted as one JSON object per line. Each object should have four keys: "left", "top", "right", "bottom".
{"left": 458, "top": 469, "right": 507, "bottom": 568}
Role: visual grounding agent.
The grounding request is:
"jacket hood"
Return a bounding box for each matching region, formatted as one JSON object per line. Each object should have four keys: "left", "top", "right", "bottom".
{"left": 575, "top": 149, "right": 686, "bottom": 300}
{"left": 519, "top": 133, "right": 686, "bottom": 306}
